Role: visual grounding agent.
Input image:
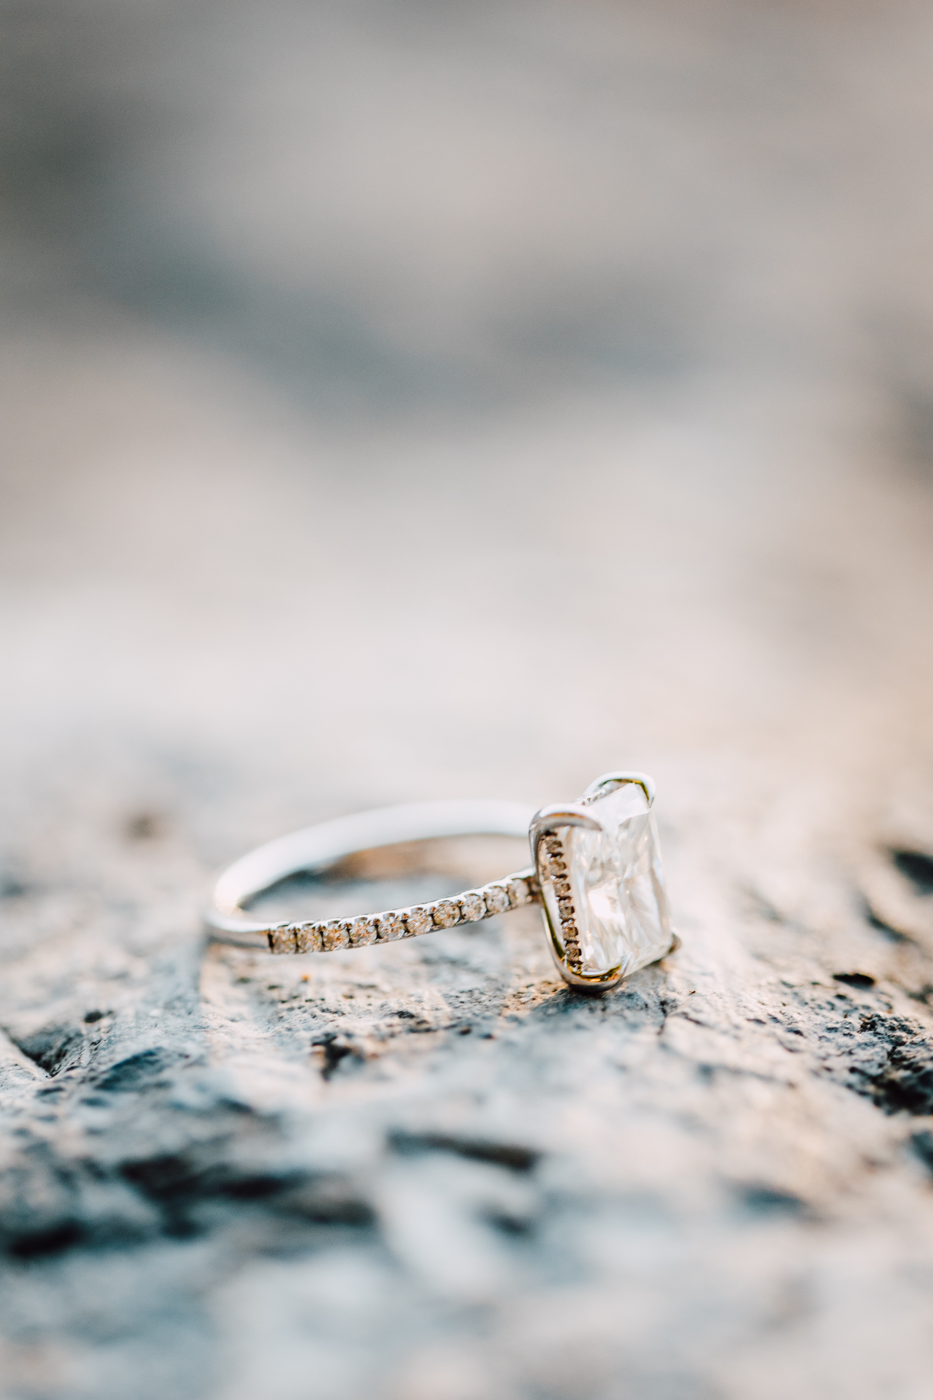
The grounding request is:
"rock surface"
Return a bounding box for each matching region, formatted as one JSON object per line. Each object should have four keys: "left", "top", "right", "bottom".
{"left": 2, "top": 3, "right": 933, "bottom": 1397}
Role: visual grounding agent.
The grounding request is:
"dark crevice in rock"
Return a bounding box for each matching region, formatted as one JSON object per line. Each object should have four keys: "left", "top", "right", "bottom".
{"left": 863, "top": 900, "right": 913, "bottom": 942}
{"left": 92, "top": 1048, "right": 177, "bottom": 1093}
{"left": 121, "top": 1154, "right": 296, "bottom": 1234}
{"left": 8, "top": 1221, "right": 85, "bottom": 1260}
{"left": 0, "top": 1142, "right": 155, "bottom": 1262}
{"left": 120, "top": 1151, "right": 375, "bottom": 1235}
{"left": 389, "top": 1130, "right": 539, "bottom": 1173}
{"left": 485, "top": 1209, "right": 535, "bottom": 1237}
{"left": 891, "top": 849, "right": 933, "bottom": 896}
{"left": 833, "top": 972, "right": 876, "bottom": 989}
{"left": 910, "top": 1129, "right": 933, "bottom": 1175}
{"left": 0, "top": 1114, "right": 377, "bottom": 1263}
{"left": 845, "top": 1014, "right": 933, "bottom": 1115}
{"left": 311, "top": 1033, "right": 362, "bottom": 1080}
{"left": 696, "top": 1062, "right": 795, "bottom": 1088}
{"left": 5, "top": 1214, "right": 151, "bottom": 1261}
{"left": 738, "top": 1185, "right": 809, "bottom": 1216}
{"left": 9, "top": 1024, "right": 83, "bottom": 1076}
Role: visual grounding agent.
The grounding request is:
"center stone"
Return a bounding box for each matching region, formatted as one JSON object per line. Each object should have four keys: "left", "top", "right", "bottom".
{"left": 537, "top": 778, "right": 672, "bottom": 984}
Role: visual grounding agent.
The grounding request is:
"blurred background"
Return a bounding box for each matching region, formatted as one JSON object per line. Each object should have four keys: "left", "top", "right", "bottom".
{"left": 1, "top": 0, "right": 932, "bottom": 848}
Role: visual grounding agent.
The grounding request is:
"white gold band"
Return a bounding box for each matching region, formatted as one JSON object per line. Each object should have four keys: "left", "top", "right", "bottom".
{"left": 204, "top": 799, "right": 539, "bottom": 955}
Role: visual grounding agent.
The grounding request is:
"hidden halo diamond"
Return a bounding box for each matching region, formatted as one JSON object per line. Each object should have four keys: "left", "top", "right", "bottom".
{"left": 204, "top": 773, "right": 676, "bottom": 991}
{"left": 530, "top": 773, "right": 673, "bottom": 987}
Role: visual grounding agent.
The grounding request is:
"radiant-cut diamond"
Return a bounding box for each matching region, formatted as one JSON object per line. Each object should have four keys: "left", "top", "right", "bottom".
{"left": 539, "top": 780, "right": 671, "bottom": 982}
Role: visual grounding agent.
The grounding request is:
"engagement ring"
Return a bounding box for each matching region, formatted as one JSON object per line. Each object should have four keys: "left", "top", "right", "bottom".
{"left": 205, "top": 771, "right": 675, "bottom": 990}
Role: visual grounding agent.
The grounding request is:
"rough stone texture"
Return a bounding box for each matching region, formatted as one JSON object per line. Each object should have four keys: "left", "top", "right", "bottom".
{"left": 2, "top": 2, "right": 933, "bottom": 1398}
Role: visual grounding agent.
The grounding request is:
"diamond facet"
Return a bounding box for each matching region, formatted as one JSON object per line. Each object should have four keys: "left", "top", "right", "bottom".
{"left": 483, "top": 884, "right": 510, "bottom": 915}
{"left": 295, "top": 924, "right": 321, "bottom": 953}
{"left": 506, "top": 878, "right": 530, "bottom": 907}
{"left": 459, "top": 892, "right": 486, "bottom": 922}
{"left": 377, "top": 912, "right": 405, "bottom": 941}
{"left": 405, "top": 907, "right": 432, "bottom": 937}
{"left": 348, "top": 916, "right": 378, "bottom": 947}
{"left": 321, "top": 921, "right": 350, "bottom": 951}
{"left": 270, "top": 924, "right": 297, "bottom": 954}
{"left": 537, "top": 779, "right": 671, "bottom": 983}
{"left": 432, "top": 900, "right": 459, "bottom": 928}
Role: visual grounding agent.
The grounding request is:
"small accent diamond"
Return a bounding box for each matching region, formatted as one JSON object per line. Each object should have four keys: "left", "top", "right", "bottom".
{"left": 348, "top": 916, "right": 378, "bottom": 947}
{"left": 377, "top": 912, "right": 405, "bottom": 941}
{"left": 507, "top": 879, "right": 530, "bottom": 907}
{"left": 321, "top": 921, "right": 350, "bottom": 951}
{"left": 295, "top": 924, "right": 321, "bottom": 954}
{"left": 270, "top": 925, "right": 296, "bottom": 954}
{"left": 483, "top": 884, "right": 510, "bottom": 915}
{"left": 405, "top": 907, "right": 433, "bottom": 937}
{"left": 432, "top": 900, "right": 459, "bottom": 928}
{"left": 459, "top": 892, "right": 486, "bottom": 922}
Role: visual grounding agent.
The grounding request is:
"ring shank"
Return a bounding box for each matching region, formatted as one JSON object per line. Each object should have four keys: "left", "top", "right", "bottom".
{"left": 205, "top": 799, "right": 538, "bottom": 952}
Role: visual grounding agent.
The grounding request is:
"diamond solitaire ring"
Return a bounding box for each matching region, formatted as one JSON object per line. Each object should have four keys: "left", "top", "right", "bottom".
{"left": 205, "top": 772, "right": 675, "bottom": 991}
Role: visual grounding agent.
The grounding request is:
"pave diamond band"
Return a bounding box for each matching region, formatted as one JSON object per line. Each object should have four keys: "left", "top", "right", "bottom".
{"left": 205, "top": 799, "right": 538, "bottom": 954}
{"left": 204, "top": 777, "right": 676, "bottom": 991}
{"left": 264, "top": 876, "right": 535, "bottom": 955}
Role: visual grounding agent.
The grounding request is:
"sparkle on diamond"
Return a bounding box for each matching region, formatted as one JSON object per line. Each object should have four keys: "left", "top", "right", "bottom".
{"left": 378, "top": 912, "right": 405, "bottom": 941}
{"left": 484, "top": 884, "right": 510, "bottom": 915}
{"left": 459, "top": 892, "right": 486, "bottom": 921}
{"left": 321, "top": 921, "right": 349, "bottom": 951}
{"left": 539, "top": 781, "right": 671, "bottom": 981}
{"left": 348, "top": 917, "right": 378, "bottom": 947}
{"left": 506, "top": 879, "right": 529, "bottom": 907}
{"left": 270, "top": 925, "right": 296, "bottom": 954}
{"left": 295, "top": 924, "right": 321, "bottom": 954}
{"left": 571, "top": 782, "right": 671, "bottom": 977}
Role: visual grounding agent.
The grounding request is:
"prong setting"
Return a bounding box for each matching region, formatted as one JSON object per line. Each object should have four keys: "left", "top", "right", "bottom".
{"left": 531, "top": 773, "right": 673, "bottom": 991}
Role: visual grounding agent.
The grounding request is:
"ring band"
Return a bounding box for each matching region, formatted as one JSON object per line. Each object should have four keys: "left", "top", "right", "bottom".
{"left": 205, "top": 772, "right": 675, "bottom": 991}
